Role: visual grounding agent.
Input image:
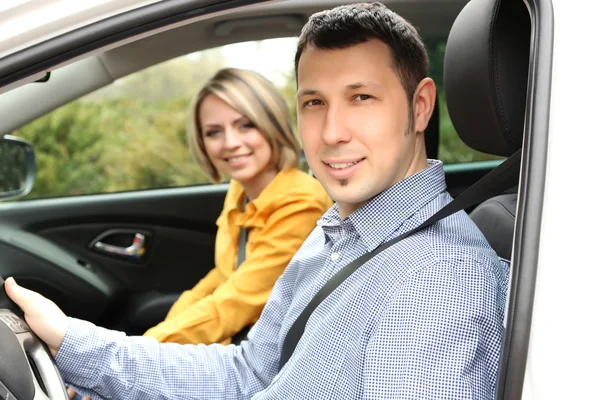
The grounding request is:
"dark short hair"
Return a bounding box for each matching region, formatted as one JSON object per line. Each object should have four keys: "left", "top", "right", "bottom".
{"left": 295, "top": 2, "right": 429, "bottom": 114}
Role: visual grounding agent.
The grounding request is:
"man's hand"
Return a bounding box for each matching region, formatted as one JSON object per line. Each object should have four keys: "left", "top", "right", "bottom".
{"left": 4, "top": 277, "right": 69, "bottom": 357}
{"left": 67, "top": 386, "right": 91, "bottom": 400}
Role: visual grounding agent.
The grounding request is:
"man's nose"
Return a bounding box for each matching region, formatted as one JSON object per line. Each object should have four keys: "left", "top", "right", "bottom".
{"left": 322, "top": 104, "right": 351, "bottom": 145}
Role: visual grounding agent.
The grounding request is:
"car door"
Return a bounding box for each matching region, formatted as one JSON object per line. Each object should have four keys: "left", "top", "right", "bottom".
{"left": 0, "top": 181, "right": 227, "bottom": 334}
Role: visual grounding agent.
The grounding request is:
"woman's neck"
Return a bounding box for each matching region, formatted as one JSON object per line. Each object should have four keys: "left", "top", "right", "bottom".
{"left": 242, "top": 167, "right": 279, "bottom": 201}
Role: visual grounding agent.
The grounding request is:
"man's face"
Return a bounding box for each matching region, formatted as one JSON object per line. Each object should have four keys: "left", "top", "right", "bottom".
{"left": 297, "top": 39, "right": 430, "bottom": 218}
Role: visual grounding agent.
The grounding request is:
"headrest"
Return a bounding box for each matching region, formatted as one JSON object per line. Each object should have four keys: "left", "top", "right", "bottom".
{"left": 443, "top": 0, "right": 531, "bottom": 157}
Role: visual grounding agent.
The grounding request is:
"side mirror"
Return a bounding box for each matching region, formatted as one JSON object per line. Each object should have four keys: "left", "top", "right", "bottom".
{"left": 0, "top": 135, "right": 35, "bottom": 201}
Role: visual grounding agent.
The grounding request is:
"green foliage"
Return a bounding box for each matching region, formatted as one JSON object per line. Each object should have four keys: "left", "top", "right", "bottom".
{"left": 278, "top": 68, "right": 299, "bottom": 136}
{"left": 11, "top": 49, "right": 232, "bottom": 200}
{"left": 10, "top": 38, "right": 500, "bottom": 201}
{"left": 0, "top": 139, "right": 27, "bottom": 193}
{"left": 13, "top": 98, "right": 210, "bottom": 200}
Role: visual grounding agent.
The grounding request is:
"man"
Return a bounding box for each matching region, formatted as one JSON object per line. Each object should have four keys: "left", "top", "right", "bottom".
{"left": 6, "top": 2, "right": 508, "bottom": 399}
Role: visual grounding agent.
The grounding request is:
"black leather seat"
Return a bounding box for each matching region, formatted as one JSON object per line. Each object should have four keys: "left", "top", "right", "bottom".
{"left": 469, "top": 193, "right": 517, "bottom": 260}
{"left": 443, "top": 0, "right": 531, "bottom": 260}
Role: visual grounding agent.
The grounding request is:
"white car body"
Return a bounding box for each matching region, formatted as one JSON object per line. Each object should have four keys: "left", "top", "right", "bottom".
{"left": 0, "top": 0, "right": 163, "bottom": 58}
{"left": 0, "top": 0, "right": 598, "bottom": 399}
{"left": 523, "top": 0, "right": 600, "bottom": 398}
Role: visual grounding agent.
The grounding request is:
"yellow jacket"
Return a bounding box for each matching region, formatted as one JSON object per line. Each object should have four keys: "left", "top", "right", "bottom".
{"left": 143, "top": 168, "right": 332, "bottom": 344}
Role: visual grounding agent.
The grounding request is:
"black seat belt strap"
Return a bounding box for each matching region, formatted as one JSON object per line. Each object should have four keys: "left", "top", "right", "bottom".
{"left": 231, "top": 197, "right": 252, "bottom": 344}
{"left": 278, "top": 149, "right": 522, "bottom": 370}
{"left": 237, "top": 197, "right": 248, "bottom": 269}
{"left": 237, "top": 228, "right": 247, "bottom": 269}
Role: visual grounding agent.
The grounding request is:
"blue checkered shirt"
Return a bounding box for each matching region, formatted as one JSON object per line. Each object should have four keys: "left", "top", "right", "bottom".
{"left": 56, "top": 160, "right": 509, "bottom": 399}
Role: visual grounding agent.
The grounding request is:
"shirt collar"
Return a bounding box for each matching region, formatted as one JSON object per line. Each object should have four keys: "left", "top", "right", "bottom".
{"left": 225, "top": 168, "right": 296, "bottom": 217}
{"left": 319, "top": 160, "right": 447, "bottom": 251}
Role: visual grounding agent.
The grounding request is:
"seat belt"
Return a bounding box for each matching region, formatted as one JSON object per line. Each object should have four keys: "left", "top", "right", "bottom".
{"left": 232, "top": 197, "right": 252, "bottom": 344}
{"left": 278, "top": 149, "right": 522, "bottom": 370}
{"left": 237, "top": 197, "right": 248, "bottom": 269}
{"left": 237, "top": 227, "right": 247, "bottom": 269}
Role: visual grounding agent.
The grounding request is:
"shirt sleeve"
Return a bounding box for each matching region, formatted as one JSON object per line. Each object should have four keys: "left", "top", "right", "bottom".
{"left": 141, "top": 194, "right": 327, "bottom": 345}
{"left": 54, "top": 228, "right": 315, "bottom": 400}
{"left": 362, "top": 260, "right": 503, "bottom": 400}
{"left": 55, "top": 318, "right": 261, "bottom": 400}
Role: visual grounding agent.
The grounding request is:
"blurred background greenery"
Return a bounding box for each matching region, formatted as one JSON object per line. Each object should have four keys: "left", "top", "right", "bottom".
{"left": 11, "top": 37, "right": 500, "bottom": 200}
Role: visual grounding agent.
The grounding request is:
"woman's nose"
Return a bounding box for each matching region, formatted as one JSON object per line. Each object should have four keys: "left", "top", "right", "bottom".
{"left": 223, "top": 128, "right": 242, "bottom": 149}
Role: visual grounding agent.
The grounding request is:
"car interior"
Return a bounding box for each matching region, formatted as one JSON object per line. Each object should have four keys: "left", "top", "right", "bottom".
{"left": 449, "top": 0, "right": 530, "bottom": 262}
{"left": 0, "top": 0, "right": 540, "bottom": 398}
{"left": 0, "top": 0, "right": 496, "bottom": 335}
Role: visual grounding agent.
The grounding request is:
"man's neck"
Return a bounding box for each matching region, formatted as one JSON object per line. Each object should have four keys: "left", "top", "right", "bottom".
{"left": 337, "top": 146, "right": 429, "bottom": 219}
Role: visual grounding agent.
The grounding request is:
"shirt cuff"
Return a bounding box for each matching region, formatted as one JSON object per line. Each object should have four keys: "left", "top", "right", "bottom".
{"left": 54, "top": 317, "right": 122, "bottom": 390}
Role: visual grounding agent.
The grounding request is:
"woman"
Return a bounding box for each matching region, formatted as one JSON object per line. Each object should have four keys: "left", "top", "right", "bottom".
{"left": 67, "top": 67, "right": 329, "bottom": 400}
{"left": 142, "top": 68, "right": 331, "bottom": 345}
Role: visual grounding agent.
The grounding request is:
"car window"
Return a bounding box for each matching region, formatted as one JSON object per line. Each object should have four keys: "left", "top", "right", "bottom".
{"left": 10, "top": 36, "right": 500, "bottom": 201}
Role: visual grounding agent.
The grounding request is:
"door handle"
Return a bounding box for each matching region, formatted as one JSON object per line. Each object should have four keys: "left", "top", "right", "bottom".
{"left": 93, "top": 233, "right": 146, "bottom": 259}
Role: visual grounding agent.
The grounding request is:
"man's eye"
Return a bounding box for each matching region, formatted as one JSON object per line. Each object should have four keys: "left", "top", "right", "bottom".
{"left": 303, "top": 99, "right": 323, "bottom": 108}
{"left": 354, "top": 94, "right": 372, "bottom": 101}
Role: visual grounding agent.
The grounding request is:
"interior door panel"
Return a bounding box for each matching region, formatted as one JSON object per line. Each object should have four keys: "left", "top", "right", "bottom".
{"left": 115, "top": 292, "right": 182, "bottom": 336}
{"left": 41, "top": 223, "right": 215, "bottom": 292}
{"left": 0, "top": 164, "right": 498, "bottom": 335}
{"left": 0, "top": 184, "right": 228, "bottom": 332}
{"left": 0, "top": 237, "right": 118, "bottom": 323}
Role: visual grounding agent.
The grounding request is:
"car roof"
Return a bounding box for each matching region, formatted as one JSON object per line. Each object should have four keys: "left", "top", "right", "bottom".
{"left": 0, "top": 0, "right": 163, "bottom": 59}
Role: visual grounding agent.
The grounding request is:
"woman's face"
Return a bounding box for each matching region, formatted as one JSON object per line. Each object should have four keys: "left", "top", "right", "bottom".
{"left": 199, "top": 94, "right": 276, "bottom": 194}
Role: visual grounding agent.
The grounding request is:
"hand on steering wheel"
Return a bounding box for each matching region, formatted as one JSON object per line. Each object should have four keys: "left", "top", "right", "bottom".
{"left": 66, "top": 386, "right": 91, "bottom": 400}
{"left": 0, "top": 277, "right": 70, "bottom": 399}
{"left": 4, "top": 277, "right": 68, "bottom": 356}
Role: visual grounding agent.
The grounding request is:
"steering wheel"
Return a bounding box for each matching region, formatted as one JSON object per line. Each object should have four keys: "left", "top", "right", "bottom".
{"left": 0, "top": 277, "right": 69, "bottom": 400}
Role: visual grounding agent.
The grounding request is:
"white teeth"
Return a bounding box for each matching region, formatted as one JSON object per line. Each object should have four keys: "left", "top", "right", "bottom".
{"left": 328, "top": 161, "right": 358, "bottom": 169}
{"left": 228, "top": 156, "right": 247, "bottom": 162}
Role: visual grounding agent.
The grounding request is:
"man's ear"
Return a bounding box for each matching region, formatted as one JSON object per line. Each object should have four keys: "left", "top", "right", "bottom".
{"left": 412, "top": 78, "right": 436, "bottom": 134}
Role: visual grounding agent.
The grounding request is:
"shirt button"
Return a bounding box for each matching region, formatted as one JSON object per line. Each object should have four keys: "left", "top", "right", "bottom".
{"left": 331, "top": 252, "right": 341, "bottom": 261}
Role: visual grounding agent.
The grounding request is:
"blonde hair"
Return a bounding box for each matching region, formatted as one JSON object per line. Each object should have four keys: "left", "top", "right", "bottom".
{"left": 188, "top": 68, "right": 301, "bottom": 183}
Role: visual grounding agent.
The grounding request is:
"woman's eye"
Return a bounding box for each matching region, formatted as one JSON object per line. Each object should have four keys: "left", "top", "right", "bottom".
{"left": 204, "top": 130, "right": 220, "bottom": 137}
{"left": 240, "top": 122, "right": 255, "bottom": 130}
